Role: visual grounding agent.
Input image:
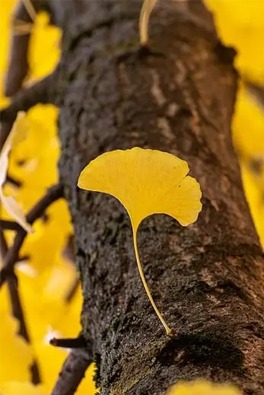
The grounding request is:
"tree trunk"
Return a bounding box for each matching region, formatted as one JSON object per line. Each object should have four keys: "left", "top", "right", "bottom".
{"left": 6, "top": 0, "right": 264, "bottom": 394}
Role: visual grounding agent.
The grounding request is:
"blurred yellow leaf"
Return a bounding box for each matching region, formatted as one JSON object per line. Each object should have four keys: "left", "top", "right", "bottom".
{"left": 0, "top": 112, "right": 32, "bottom": 232}
{"left": 0, "top": 0, "right": 16, "bottom": 101}
{"left": 233, "top": 86, "right": 264, "bottom": 159}
{"left": 241, "top": 164, "right": 264, "bottom": 248}
{"left": 34, "top": 343, "right": 68, "bottom": 392}
{"left": 231, "top": 85, "right": 264, "bottom": 247}
{"left": 205, "top": 0, "right": 264, "bottom": 83}
{"left": 28, "top": 12, "right": 61, "bottom": 81}
{"left": 8, "top": 105, "right": 59, "bottom": 205}
{"left": 166, "top": 380, "right": 241, "bottom": 395}
{"left": 20, "top": 200, "right": 72, "bottom": 273}
{"left": 75, "top": 364, "right": 97, "bottom": 395}
{"left": 0, "top": 382, "right": 47, "bottom": 395}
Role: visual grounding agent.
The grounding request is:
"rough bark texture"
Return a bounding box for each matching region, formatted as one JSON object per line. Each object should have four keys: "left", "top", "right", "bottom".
{"left": 10, "top": 1, "right": 264, "bottom": 394}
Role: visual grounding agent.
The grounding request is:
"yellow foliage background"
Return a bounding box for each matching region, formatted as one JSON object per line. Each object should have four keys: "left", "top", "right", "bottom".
{"left": 205, "top": 0, "right": 264, "bottom": 248}
{"left": 0, "top": 1, "right": 263, "bottom": 394}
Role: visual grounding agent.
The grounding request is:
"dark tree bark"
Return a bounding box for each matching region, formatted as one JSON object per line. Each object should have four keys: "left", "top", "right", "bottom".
{"left": 3, "top": 1, "right": 264, "bottom": 394}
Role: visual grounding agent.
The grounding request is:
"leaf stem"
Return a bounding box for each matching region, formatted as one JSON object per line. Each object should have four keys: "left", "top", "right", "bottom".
{"left": 132, "top": 229, "right": 171, "bottom": 335}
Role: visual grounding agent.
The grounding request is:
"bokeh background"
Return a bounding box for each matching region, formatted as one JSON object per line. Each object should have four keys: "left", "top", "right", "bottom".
{"left": 0, "top": 1, "right": 263, "bottom": 394}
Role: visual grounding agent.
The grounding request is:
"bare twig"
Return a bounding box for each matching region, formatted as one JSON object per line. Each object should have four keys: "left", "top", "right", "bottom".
{"left": 6, "top": 174, "right": 22, "bottom": 187}
{"left": 5, "top": 1, "right": 32, "bottom": 97}
{"left": 7, "top": 273, "right": 29, "bottom": 340}
{"left": 0, "top": 219, "right": 23, "bottom": 231}
{"left": 0, "top": 231, "right": 8, "bottom": 258}
{"left": 50, "top": 349, "right": 93, "bottom": 395}
{"left": 50, "top": 335, "right": 86, "bottom": 349}
{"left": 1, "top": 72, "right": 56, "bottom": 123}
{"left": 5, "top": 0, "right": 52, "bottom": 96}
{"left": 0, "top": 183, "right": 64, "bottom": 288}
{"left": 22, "top": 0, "right": 37, "bottom": 21}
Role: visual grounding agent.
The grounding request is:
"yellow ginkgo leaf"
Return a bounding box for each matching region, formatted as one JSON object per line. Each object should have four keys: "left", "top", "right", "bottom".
{"left": 166, "top": 380, "right": 241, "bottom": 395}
{"left": 78, "top": 148, "right": 202, "bottom": 335}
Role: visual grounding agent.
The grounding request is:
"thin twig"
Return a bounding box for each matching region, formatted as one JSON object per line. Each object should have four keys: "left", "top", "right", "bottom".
{"left": 2, "top": 72, "right": 56, "bottom": 123}
{"left": 5, "top": 0, "right": 50, "bottom": 96}
{"left": 50, "top": 349, "right": 93, "bottom": 395}
{"left": 50, "top": 335, "right": 86, "bottom": 349}
{"left": 5, "top": 0, "right": 35, "bottom": 97}
{"left": 0, "top": 231, "right": 8, "bottom": 258}
{"left": 0, "top": 219, "right": 23, "bottom": 231}
{"left": 7, "top": 273, "right": 28, "bottom": 340}
{"left": 0, "top": 183, "right": 64, "bottom": 288}
{"left": 22, "top": 0, "right": 37, "bottom": 22}
{"left": 6, "top": 174, "right": 22, "bottom": 187}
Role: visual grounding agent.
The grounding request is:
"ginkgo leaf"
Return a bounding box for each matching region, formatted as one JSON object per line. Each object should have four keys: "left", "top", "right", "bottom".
{"left": 0, "top": 112, "right": 32, "bottom": 233}
{"left": 166, "top": 380, "right": 241, "bottom": 395}
{"left": 78, "top": 148, "right": 202, "bottom": 335}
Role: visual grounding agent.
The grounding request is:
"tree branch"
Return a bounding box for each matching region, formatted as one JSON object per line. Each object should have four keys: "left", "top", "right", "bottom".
{"left": 50, "top": 349, "right": 93, "bottom": 395}
{"left": 0, "top": 183, "right": 64, "bottom": 288}
{"left": 52, "top": 1, "right": 264, "bottom": 393}
{"left": 5, "top": 1, "right": 33, "bottom": 97}
{"left": 1, "top": 72, "right": 57, "bottom": 123}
